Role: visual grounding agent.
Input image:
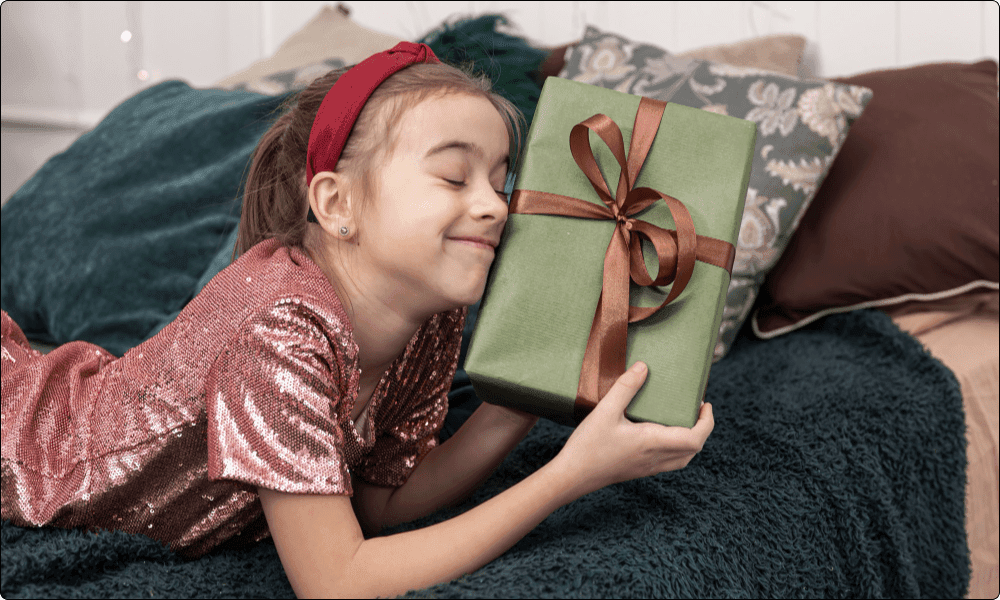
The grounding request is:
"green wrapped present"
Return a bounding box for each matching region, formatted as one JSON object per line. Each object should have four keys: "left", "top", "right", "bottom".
{"left": 465, "top": 77, "right": 756, "bottom": 428}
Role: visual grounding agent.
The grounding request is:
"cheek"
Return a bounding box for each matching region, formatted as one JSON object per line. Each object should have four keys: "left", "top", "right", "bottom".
{"left": 379, "top": 192, "right": 456, "bottom": 237}
{"left": 378, "top": 204, "right": 449, "bottom": 242}
{"left": 365, "top": 206, "right": 446, "bottom": 261}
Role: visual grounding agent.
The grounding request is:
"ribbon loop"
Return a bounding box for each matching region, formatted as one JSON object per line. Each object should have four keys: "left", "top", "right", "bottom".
{"left": 508, "top": 97, "right": 736, "bottom": 419}
{"left": 570, "top": 114, "right": 631, "bottom": 209}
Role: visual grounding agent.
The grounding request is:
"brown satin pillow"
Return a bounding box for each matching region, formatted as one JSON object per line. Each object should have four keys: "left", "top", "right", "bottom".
{"left": 753, "top": 60, "right": 1000, "bottom": 337}
{"left": 537, "top": 43, "right": 577, "bottom": 81}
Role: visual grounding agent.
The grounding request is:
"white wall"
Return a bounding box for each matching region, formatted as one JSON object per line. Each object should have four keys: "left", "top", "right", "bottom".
{"left": 3, "top": 0, "right": 998, "bottom": 204}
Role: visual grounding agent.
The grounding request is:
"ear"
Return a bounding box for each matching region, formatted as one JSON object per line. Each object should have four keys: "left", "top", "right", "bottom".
{"left": 308, "top": 171, "right": 356, "bottom": 240}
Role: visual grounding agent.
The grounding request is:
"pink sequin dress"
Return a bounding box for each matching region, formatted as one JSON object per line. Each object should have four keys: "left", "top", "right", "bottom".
{"left": 1, "top": 238, "right": 463, "bottom": 556}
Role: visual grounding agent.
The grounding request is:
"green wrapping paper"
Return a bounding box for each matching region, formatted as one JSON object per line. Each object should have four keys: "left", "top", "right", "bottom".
{"left": 465, "top": 77, "right": 756, "bottom": 428}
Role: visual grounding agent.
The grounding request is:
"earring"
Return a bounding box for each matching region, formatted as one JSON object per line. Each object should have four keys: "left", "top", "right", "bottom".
{"left": 339, "top": 226, "right": 349, "bottom": 236}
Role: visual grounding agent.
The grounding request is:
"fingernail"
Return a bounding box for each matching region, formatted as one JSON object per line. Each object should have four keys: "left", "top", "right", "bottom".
{"left": 633, "top": 362, "right": 647, "bottom": 374}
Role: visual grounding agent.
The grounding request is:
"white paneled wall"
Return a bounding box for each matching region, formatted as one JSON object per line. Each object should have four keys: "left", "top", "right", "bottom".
{"left": 3, "top": 1, "right": 998, "bottom": 204}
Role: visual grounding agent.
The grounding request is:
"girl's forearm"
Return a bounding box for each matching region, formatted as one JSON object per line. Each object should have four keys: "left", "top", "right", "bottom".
{"left": 347, "top": 456, "right": 577, "bottom": 598}
{"left": 375, "top": 402, "right": 539, "bottom": 529}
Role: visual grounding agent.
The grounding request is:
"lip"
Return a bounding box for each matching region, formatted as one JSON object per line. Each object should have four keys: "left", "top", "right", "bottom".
{"left": 449, "top": 236, "right": 498, "bottom": 251}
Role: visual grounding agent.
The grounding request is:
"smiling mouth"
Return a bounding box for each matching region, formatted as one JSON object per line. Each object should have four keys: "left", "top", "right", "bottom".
{"left": 449, "top": 237, "right": 497, "bottom": 251}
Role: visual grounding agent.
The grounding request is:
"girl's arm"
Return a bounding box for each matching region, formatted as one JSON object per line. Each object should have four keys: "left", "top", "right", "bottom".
{"left": 351, "top": 401, "right": 539, "bottom": 535}
{"left": 260, "top": 446, "right": 569, "bottom": 599}
{"left": 259, "top": 363, "right": 714, "bottom": 598}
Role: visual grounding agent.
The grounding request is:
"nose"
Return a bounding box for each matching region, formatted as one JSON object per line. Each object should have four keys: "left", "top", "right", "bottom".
{"left": 469, "top": 178, "right": 509, "bottom": 225}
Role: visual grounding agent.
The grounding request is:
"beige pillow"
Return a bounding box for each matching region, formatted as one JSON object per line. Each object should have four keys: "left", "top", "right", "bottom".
{"left": 540, "top": 34, "right": 806, "bottom": 80}
{"left": 214, "top": 5, "right": 402, "bottom": 89}
{"left": 676, "top": 34, "right": 805, "bottom": 77}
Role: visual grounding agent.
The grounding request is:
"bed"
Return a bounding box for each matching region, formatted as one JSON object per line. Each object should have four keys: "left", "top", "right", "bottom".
{"left": 1, "top": 7, "right": 996, "bottom": 599}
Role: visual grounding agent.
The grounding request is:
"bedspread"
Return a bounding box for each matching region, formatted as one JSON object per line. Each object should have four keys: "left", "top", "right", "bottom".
{"left": 1, "top": 309, "right": 969, "bottom": 599}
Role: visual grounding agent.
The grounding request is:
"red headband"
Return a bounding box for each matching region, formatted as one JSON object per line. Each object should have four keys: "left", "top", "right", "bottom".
{"left": 305, "top": 42, "right": 440, "bottom": 185}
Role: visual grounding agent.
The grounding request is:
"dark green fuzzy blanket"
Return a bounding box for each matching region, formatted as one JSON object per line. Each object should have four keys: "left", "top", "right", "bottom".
{"left": 1, "top": 310, "right": 969, "bottom": 598}
{"left": 0, "top": 82, "right": 289, "bottom": 357}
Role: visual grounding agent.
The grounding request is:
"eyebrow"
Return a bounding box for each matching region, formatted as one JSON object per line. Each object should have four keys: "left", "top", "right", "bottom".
{"left": 425, "top": 140, "right": 509, "bottom": 170}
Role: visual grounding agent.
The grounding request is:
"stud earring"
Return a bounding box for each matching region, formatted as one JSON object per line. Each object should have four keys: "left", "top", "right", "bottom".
{"left": 339, "top": 226, "right": 349, "bottom": 236}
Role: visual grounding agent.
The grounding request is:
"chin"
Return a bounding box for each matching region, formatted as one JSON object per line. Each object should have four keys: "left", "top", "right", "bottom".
{"left": 450, "top": 288, "right": 486, "bottom": 310}
{"left": 441, "top": 279, "right": 488, "bottom": 311}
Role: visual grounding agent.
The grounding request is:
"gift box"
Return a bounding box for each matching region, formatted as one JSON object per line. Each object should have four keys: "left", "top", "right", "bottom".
{"left": 465, "top": 77, "right": 756, "bottom": 428}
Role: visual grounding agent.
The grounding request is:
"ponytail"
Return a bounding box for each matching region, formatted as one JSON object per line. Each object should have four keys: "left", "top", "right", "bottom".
{"left": 236, "top": 112, "right": 302, "bottom": 255}
{"left": 236, "top": 69, "right": 346, "bottom": 257}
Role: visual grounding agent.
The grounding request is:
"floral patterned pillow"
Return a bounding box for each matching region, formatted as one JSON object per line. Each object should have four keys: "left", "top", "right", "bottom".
{"left": 559, "top": 26, "right": 873, "bottom": 360}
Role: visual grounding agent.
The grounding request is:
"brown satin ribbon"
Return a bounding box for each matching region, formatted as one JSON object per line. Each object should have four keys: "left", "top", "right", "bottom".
{"left": 508, "top": 97, "right": 736, "bottom": 421}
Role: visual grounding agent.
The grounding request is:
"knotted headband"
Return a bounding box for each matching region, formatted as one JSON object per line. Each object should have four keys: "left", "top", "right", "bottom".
{"left": 509, "top": 97, "right": 736, "bottom": 421}
{"left": 306, "top": 41, "right": 440, "bottom": 185}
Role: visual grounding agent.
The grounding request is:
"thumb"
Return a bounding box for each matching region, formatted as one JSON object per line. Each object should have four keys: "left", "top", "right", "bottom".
{"left": 595, "top": 362, "right": 648, "bottom": 414}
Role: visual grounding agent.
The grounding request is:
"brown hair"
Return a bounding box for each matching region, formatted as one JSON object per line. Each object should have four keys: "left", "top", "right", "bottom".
{"left": 236, "top": 61, "right": 523, "bottom": 256}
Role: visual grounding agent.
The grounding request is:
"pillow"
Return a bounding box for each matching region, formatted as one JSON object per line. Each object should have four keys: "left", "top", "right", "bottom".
{"left": 226, "top": 58, "right": 348, "bottom": 96}
{"left": 677, "top": 34, "right": 806, "bottom": 77}
{"left": 752, "top": 60, "right": 999, "bottom": 338}
{"left": 558, "top": 25, "right": 872, "bottom": 360}
{"left": 538, "top": 34, "right": 806, "bottom": 81}
{"left": 214, "top": 5, "right": 402, "bottom": 93}
{"left": 675, "top": 34, "right": 805, "bottom": 77}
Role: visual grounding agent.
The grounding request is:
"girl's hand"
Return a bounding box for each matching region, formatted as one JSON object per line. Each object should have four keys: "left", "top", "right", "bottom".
{"left": 553, "top": 362, "right": 714, "bottom": 499}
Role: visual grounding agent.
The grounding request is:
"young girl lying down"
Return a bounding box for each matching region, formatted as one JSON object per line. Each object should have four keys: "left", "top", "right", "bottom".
{"left": 1, "top": 43, "right": 714, "bottom": 598}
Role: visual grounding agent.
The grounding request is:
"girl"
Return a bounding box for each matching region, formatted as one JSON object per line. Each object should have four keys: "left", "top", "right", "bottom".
{"left": 1, "top": 42, "right": 714, "bottom": 598}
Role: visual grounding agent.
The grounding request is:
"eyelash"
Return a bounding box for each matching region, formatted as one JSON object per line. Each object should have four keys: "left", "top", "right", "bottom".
{"left": 445, "top": 179, "right": 507, "bottom": 198}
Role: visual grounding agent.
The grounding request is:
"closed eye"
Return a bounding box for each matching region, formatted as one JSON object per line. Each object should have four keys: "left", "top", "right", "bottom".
{"left": 443, "top": 178, "right": 507, "bottom": 201}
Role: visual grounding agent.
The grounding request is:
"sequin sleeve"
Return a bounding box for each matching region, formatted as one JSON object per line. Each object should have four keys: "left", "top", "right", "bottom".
{"left": 205, "top": 297, "right": 356, "bottom": 496}
{"left": 353, "top": 308, "right": 465, "bottom": 487}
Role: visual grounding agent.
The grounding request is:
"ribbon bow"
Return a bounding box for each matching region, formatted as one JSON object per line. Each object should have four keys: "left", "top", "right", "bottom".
{"left": 508, "top": 97, "right": 735, "bottom": 420}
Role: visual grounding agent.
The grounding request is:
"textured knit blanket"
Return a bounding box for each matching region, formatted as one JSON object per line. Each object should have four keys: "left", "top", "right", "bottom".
{"left": 1, "top": 310, "right": 969, "bottom": 598}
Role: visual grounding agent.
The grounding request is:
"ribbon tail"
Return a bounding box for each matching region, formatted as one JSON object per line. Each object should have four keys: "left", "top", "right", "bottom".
{"left": 574, "top": 224, "right": 632, "bottom": 420}
{"left": 599, "top": 227, "right": 632, "bottom": 401}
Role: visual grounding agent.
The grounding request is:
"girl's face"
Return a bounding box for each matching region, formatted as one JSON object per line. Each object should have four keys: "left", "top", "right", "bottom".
{"left": 359, "top": 93, "right": 510, "bottom": 317}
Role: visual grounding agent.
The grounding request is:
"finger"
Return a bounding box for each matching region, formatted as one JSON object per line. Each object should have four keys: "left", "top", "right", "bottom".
{"left": 639, "top": 403, "right": 714, "bottom": 451}
{"left": 596, "top": 362, "right": 648, "bottom": 413}
{"left": 689, "top": 402, "right": 715, "bottom": 443}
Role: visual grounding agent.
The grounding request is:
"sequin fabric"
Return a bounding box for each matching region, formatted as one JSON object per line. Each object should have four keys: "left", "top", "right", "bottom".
{"left": 1, "top": 239, "right": 463, "bottom": 557}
